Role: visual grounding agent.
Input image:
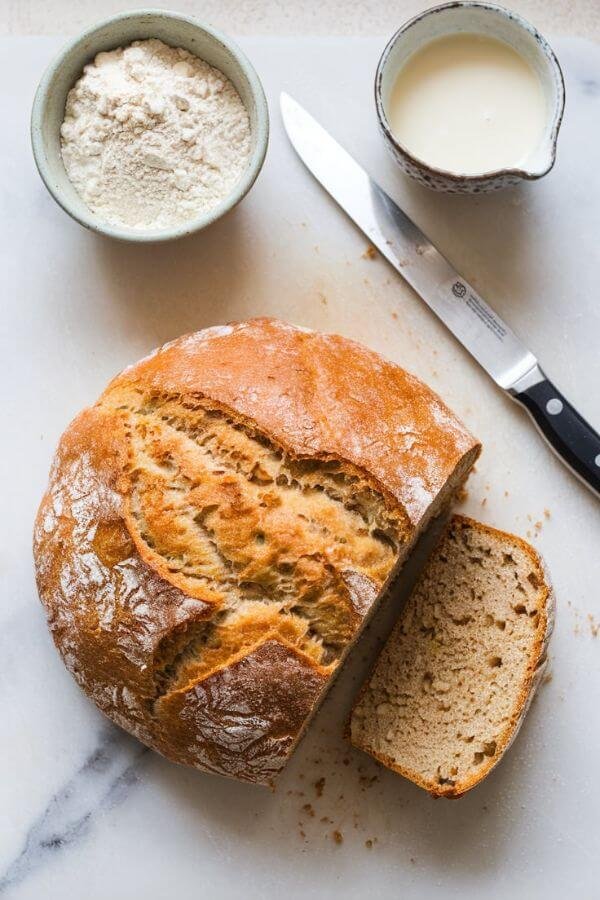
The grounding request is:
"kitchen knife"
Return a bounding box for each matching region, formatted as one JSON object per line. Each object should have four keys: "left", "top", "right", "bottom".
{"left": 280, "top": 92, "right": 600, "bottom": 499}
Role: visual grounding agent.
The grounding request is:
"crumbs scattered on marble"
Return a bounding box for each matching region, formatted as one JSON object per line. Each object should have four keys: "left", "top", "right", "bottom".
{"left": 568, "top": 601, "right": 599, "bottom": 637}
{"left": 291, "top": 740, "right": 387, "bottom": 849}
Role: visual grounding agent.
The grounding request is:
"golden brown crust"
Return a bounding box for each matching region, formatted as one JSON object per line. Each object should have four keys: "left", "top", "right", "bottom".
{"left": 33, "top": 319, "right": 480, "bottom": 784}
{"left": 154, "top": 640, "right": 328, "bottom": 783}
{"left": 108, "top": 319, "right": 478, "bottom": 525}
{"left": 350, "top": 515, "right": 554, "bottom": 798}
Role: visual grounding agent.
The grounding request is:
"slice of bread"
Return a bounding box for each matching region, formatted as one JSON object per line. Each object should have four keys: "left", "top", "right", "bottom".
{"left": 350, "top": 515, "right": 554, "bottom": 797}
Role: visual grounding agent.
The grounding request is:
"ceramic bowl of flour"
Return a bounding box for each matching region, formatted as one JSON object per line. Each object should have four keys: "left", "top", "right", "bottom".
{"left": 31, "top": 9, "right": 269, "bottom": 241}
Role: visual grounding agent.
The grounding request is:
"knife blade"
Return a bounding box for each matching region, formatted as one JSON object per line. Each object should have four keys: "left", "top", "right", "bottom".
{"left": 280, "top": 92, "right": 600, "bottom": 499}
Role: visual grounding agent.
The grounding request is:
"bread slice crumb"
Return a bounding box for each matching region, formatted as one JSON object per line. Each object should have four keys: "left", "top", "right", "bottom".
{"left": 350, "top": 516, "right": 554, "bottom": 797}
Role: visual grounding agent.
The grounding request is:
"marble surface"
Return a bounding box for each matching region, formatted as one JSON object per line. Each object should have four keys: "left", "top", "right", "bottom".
{"left": 3, "top": 0, "right": 600, "bottom": 41}
{"left": 1, "top": 34, "right": 600, "bottom": 900}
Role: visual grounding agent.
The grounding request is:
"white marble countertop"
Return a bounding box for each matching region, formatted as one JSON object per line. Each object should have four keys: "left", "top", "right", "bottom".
{"left": 1, "top": 24, "right": 600, "bottom": 900}
{"left": 3, "top": 0, "right": 600, "bottom": 40}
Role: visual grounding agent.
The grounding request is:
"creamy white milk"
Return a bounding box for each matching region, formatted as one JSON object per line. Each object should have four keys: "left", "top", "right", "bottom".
{"left": 387, "top": 33, "right": 547, "bottom": 175}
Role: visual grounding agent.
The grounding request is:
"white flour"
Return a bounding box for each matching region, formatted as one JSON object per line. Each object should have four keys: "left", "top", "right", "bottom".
{"left": 60, "top": 39, "right": 252, "bottom": 230}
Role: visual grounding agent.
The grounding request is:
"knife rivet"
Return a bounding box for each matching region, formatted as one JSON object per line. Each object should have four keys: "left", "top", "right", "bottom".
{"left": 546, "top": 398, "right": 563, "bottom": 415}
{"left": 595, "top": 454, "right": 600, "bottom": 468}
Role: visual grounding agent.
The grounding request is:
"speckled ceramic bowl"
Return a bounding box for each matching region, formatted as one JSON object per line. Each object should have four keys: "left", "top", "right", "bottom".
{"left": 31, "top": 9, "right": 269, "bottom": 242}
{"left": 375, "top": 2, "right": 565, "bottom": 193}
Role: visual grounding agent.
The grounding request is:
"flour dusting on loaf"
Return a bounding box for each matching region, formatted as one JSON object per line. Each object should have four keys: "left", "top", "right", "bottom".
{"left": 34, "top": 318, "right": 480, "bottom": 784}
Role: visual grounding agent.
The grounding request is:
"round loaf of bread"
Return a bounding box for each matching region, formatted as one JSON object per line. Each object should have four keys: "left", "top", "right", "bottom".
{"left": 33, "top": 318, "right": 480, "bottom": 784}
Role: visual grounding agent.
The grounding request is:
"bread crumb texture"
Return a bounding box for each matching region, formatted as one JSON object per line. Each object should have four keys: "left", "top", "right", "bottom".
{"left": 350, "top": 516, "right": 553, "bottom": 797}
{"left": 33, "top": 319, "right": 479, "bottom": 785}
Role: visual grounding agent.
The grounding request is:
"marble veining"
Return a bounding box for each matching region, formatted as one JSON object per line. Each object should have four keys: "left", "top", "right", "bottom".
{"left": 0, "top": 729, "right": 147, "bottom": 895}
{"left": 580, "top": 77, "right": 598, "bottom": 94}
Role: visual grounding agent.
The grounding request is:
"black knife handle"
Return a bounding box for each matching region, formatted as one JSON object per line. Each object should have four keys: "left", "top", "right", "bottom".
{"left": 511, "top": 366, "right": 600, "bottom": 498}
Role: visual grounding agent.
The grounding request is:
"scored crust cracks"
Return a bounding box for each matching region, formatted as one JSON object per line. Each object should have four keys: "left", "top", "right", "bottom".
{"left": 350, "top": 516, "right": 554, "bottom": 797}
{"left": 33, "top": 318, "right": 480, "bottom": 785}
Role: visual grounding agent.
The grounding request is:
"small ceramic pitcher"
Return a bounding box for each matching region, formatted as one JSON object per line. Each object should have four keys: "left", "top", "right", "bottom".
{"left": 375, "top": 2, "right": 565, "bottom": 193}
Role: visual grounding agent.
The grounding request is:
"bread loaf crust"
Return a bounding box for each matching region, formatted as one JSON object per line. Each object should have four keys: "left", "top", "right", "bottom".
{"left": 33, "top": 319, "right": 480, "bottom": 784}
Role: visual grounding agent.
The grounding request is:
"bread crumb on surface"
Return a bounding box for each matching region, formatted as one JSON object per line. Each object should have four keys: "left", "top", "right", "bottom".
{"left": 391, "top": 311, "right": 398, "bottom": 320}
{"left": 314, "top": 777, "right": 326, "bottom": 797}
{"left": 568, "top": 605, "right": 598, "bottom": 638}
{"left": 332, "top": 830, "right": 344, "bottom": 845}
{"left": 544, "top": 508, "right": 551, "bottom": 519}
{"left": 362, "top": 245, "right": 377, "bottom": 260}
{"left": 456, "top": 487, "right": 469, "bottom": 503}
{"left": 542, "top": 671, "right": 553, "bottom": 684}
{"left": 365, "top": 839, "right": 373, "bottom": 849}
{"left": 302, "top": 803, "right": 315, "bottom": 818}
{"left": 358, "top": 773, "right": 379, "bottom": 789}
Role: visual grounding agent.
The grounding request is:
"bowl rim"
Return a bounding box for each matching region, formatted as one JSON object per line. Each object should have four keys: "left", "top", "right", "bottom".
{"left": 374, "top": 0, "right": 566, "bottom": 184}
{"left": 30, "top": 7, "right": 269, "bottom": 243}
